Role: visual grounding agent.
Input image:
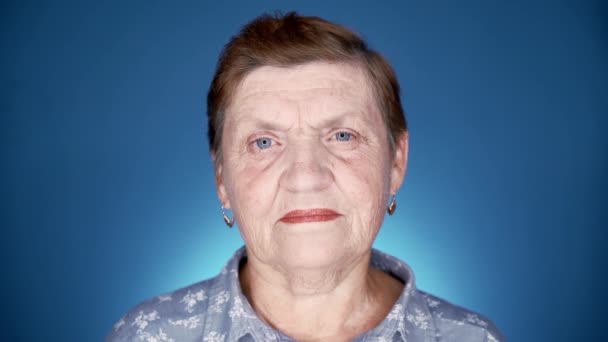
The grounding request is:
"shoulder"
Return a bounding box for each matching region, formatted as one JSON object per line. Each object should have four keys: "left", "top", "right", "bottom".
{"left": 105, "top": 275, "right": 226, "bottom": 342}
{"left": 417, "top": 290, "right": 506, "bottom": 342}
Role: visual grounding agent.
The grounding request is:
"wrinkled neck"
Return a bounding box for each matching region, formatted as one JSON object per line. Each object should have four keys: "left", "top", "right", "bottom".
{"left": 238, "top": 251, "right": 404, "bottom": 341}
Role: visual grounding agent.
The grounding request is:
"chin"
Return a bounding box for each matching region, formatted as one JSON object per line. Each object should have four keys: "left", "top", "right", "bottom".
{"left": 274, "top": 230, "right": 357, "bottom": 270}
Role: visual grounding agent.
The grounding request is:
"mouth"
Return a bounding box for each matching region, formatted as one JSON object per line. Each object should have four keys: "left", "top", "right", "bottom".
{"left": 279, "top": 208, "right": 342, "bottom": 224}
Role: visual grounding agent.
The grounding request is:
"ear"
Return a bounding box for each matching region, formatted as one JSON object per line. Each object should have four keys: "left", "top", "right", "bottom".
{"left": 389, "top": 132, "right": 409, "bottom": 195}
{"left": 212, "top": 151, "right": 231, "bottom": 209}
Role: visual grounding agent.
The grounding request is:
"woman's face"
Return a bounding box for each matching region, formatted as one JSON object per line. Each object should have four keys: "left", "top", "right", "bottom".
{"left": 216, "top": 62, "right": 408, "bottom": 272}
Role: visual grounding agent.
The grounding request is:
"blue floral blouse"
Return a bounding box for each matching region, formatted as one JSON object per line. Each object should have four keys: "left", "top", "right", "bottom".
{"left": 106, "top": 246, "right": 505, "bottom": 341}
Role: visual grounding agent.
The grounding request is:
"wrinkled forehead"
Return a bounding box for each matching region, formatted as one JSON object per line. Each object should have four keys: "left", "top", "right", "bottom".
{"left": 227, "top": 62, "right": 376, "bottom": 115}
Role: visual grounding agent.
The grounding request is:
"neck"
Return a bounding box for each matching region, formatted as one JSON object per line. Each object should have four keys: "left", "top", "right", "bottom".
{"left": 239, "top": 250, "right": 403, "bottom": 341}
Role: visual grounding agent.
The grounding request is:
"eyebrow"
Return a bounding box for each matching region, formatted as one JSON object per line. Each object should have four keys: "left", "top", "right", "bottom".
{"left": 232, "top": 110, "right": 369, "bottom": 133}
{"left": 233, "top": 116, "right": 291, "bottom": 132}
{"left": 314, "top": 112, "right": 364, "bottom": 127}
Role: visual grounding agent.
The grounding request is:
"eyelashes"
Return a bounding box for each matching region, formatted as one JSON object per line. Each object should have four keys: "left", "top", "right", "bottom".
{"left": 248, "top": 130, "right": 358, "bottom": 154}
{"left": 255, "top": 137, "right": 273, "bottom": 150}
{"left": 335, "top": 131, "right": 353, "bottom": 142}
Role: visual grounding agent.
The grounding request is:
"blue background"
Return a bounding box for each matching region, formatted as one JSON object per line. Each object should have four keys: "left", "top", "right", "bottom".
{"left": 3, "top": 1, "right": 607, "bottom": 341}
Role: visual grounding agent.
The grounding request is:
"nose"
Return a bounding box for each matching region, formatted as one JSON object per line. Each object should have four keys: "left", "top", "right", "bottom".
{"left": 279, "top": 138, "right": 333, "bottom": 193}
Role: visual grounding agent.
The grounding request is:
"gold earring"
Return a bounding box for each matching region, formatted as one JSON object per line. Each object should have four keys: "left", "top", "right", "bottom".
{"left": 387, "top": 194, "right": 397, "bottom": 215}
{"left": 221, "top": 205, "right": 234, "bottom": 228}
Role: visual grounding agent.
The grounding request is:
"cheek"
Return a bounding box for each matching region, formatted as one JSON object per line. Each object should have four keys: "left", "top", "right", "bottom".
{"left": 335, "top": 148, "right": 390, "bottom": 228}
{"left": 340, "top": 147, "right": 390, "bottom": 196}
{"left": 222, "top": 140, "right": 276, "bottom": 210}
{"left": 226, "top": 158, "right": 279, "bottom": 229}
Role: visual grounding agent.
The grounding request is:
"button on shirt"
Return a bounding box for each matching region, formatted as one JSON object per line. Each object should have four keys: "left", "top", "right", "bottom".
{"left": 107, "top": 247, "right": 505, "bottom": 341}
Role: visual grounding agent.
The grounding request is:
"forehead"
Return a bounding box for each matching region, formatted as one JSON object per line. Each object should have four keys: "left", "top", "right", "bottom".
{"left": 228, "top": 62, "right": 374, "bottom": 112}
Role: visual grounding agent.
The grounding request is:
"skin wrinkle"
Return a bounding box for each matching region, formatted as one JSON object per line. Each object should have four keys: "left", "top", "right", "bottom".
{"left": 214, "top": 61, "right": 409, "bottom": 342}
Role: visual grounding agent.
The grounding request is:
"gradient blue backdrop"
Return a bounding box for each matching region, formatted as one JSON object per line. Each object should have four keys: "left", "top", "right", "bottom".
{"left": 3, "top": 1, "right": 607, "bottom": 341}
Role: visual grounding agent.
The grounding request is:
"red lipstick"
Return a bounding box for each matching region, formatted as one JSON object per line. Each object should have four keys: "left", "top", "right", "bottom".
{"left": 279, "top": 209, "right": 341, "bottom": 224}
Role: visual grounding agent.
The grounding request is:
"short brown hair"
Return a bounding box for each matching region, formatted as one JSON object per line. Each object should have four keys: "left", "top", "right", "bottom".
{"left": 207, "top": 11, "right": 407, "bottom": 163}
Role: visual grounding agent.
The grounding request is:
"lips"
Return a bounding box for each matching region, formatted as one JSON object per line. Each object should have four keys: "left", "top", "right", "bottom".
{"left": 279, "top": 208, "right": 342, "bottom": 224}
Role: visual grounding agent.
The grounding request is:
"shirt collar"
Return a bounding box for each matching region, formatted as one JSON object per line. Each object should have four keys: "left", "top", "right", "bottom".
{"left": 221, "top": 246, "right": 438, "bottom": 342}
{"left": 219, "top": 247, "right": 277, "bottom": 342}
{"left": 366, "top": 248, "right": 439, "bottom": 341}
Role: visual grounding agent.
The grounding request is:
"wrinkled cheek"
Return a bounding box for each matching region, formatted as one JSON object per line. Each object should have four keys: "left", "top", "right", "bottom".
{"left": 230, "top": 165, "right": 278, "bottom": 253}
{"left": 346, "top": 161, "right": 389, "bottom": 241}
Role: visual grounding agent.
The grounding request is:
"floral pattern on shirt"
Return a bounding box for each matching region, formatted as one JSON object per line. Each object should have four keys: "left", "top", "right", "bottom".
{"left": 106, "top": 246, "right": 505, "bottom": 341}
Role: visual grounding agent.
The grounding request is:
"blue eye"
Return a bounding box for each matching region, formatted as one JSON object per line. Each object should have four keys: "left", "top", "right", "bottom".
{"left": 255, "top": 137, "right": 273, "bottom": 149}
{"left": 335, "top": 131, "right": 352, "bottom": 141}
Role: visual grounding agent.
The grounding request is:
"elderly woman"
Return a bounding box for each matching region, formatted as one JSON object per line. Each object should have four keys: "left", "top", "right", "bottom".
{"left": 107, "top": 12, "right": 504, "bottom": 342}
